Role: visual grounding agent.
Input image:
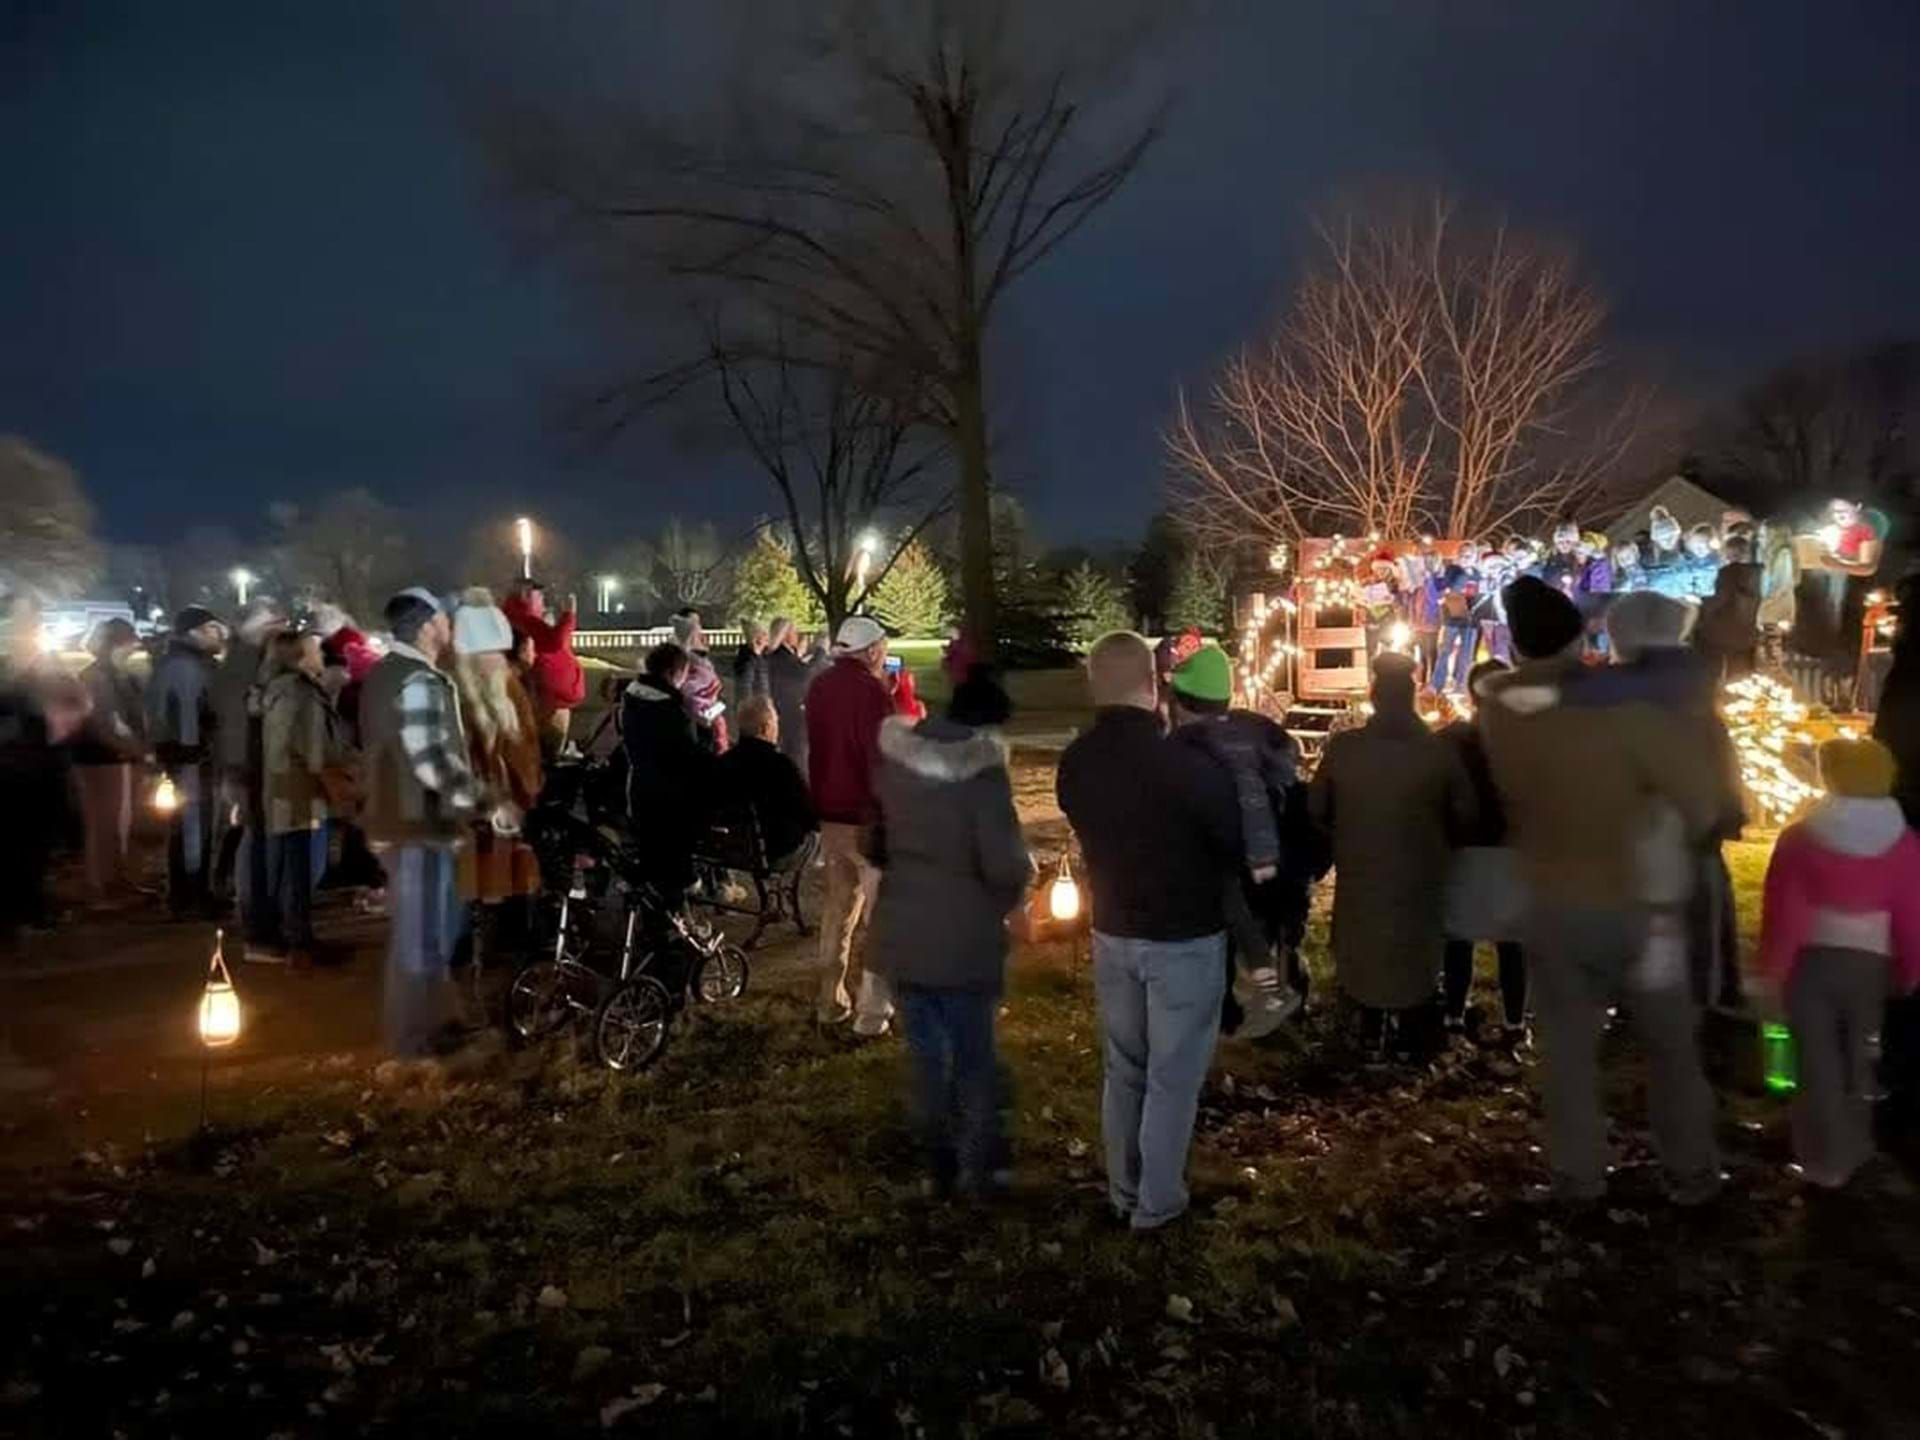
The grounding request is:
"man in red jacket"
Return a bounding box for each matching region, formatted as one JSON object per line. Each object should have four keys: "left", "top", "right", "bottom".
{"left": 500, "top": 580, "right": 585, "bottom": 757}
{"left": 807, "top": 615, "right": 896, "bottom": 1034}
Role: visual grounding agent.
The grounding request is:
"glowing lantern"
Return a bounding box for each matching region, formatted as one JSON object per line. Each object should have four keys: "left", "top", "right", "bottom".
{"left": 1048, "top": 856, "right": 1082, "bottom": 924}
{"left": 198, "top": 930, "right": 242, "bottom": 1049}
{"left": 152, "top": 773, "right": 179, "bottom": 815}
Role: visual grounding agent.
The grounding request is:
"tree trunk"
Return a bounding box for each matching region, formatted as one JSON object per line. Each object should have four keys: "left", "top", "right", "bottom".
{"left": 953, "top": 356, "right": 997, "bottom": 654}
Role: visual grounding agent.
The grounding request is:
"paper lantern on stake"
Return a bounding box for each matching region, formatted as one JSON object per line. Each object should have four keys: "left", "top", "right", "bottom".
{"left": 198, "top": 930, "right": 241, "bottom": 1049}
{"left": 151, "top": 773, "right": 179, "bottom": 815}
{"left": 1048, "top": 856, "right": 1082, "bottom": 923}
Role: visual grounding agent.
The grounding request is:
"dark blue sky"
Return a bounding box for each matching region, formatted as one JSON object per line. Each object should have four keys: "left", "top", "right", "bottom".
{"left": 5, "top": 0, "right": 1918, "bottom": 553}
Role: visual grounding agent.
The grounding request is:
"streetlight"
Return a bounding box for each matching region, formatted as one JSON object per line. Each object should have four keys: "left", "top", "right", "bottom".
{"left": 852, "top": 530, "right": 880, "bottom": 591}
{"left": 230, "top": 567, "right": 255, "bottom": 607}
{"left": 597, "top": 575, "right": 620, "bottom": 613}
{"left": 515, "top": 517, "right": 535, "bottom": 580}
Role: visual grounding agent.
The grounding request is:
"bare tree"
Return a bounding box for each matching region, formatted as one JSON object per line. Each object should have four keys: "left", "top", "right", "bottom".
{"left": 1705, "top": 341, "right": 1920, "bottom": 514}
{"left": 0, "top": 436, "right": 102, "bottom": 601}
{"left": 272, "top": 488, "right": 413, "bottom": 622}
{"left": 1168, "top": 213, "right": 1435, "bottom": 546}
{"left": 711, "top": 342, "right": 947, "bottom": 627}
{"left": 478, "top": 0, "right": 1166, "bottom": 649}
{"left": 647, "top": 517, "right": 736, "bottom": 614}
{"left": 1170, "top": 197, "right": 1642, "bottom": 547}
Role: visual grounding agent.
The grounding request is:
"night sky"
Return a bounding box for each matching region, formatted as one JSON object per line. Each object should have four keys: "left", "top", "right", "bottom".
{"left": 6, "top": 1, "right": 1919, "bottom": 555}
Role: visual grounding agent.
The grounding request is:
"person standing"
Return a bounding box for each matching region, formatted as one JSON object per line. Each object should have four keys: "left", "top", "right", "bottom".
{"left": 1695, "top": 534, "right": 1763, "bottom": 682}
{"left": 211, "top": 597, "right": 288, "bottom": 957}
{"left": 1760, "top": 738, "right": 1920, "bottom": 1189}
{"left": 765, "top": 618, "right": 813, "bottom": 774}
{"left": 870, "top": 668, "right": 1032, "bottom": 1196}
{"left": 146, "top": 606, "right": 224, "bottom": 919}
{"left": 1873, "top": 575, "right": 1920, "bottom": 1125}
{"left": 500, "top": 579, "right": 584, "bottom": 757}
{"left": 261, "top": 629, "right": 353, "bottom": 968}
{"left": 1308, "top": 653, "right": 1476, "bottom": 1058}
{"left": 0, "top": 673, "right": 92, "bottom": 945}
{"left": 621, "top": 642, "right": 716, "bottom": 895}
{"left": 73, "top": 618, "right": 147, "bottom": 905}
{"left": 1478, "top": 577, "right": 1727, "bottom": 1205}
{"left": 1437, "top": 659, "right": 1529, "bottom": 1043}
{"left": 806, "top": 616, "right": 897, "bottom": 1035}
{"left": 361, "top": 589, "right": 484, "bottom": 1057}
{"left": 1058, "top": 631, "right": 1242, "bottom": 1231}
{"left": 449, "top": 589, "right": 544, "bottom": 970}
{"left": 732, "top": 621, "right": 771, "bottom": 709}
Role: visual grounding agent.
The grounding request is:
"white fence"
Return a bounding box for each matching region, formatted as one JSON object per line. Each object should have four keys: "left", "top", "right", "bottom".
{"left": 574, "top": 627, "right": 747, "bottom": 654}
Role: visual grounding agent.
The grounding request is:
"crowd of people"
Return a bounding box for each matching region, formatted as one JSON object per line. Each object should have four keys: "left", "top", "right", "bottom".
{"left": 1355, "top": 497, "right": 1887, "bottom": 698}
{"left": 6, "top": 533, "right": 1920, "bottom": 1222}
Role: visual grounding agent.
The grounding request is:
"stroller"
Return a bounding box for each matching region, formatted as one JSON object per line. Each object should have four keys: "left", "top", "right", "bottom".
{"left": 508, "top": 752, "right": 751, "bottom": 1071}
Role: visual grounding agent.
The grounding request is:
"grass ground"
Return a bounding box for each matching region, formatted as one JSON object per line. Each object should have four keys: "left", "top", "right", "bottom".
{"left": 3, "top": 772, "right": 1918, "bottom": 1438}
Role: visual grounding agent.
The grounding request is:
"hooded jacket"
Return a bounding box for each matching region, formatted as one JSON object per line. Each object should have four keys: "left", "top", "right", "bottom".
{"left": 1476, "top": 655, "right": 1728, "bottom": 908}
{"left": 1761, "top": 796, "right": 1920, "bottom": 988}
{"left": 868, "top": 716, "right": 1032, "bottom": 992}
{"left": 500, "top": 593, "right": 585, "bottom": 711}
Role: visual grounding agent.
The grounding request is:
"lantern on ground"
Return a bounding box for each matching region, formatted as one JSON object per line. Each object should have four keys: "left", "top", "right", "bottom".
{"left": 1048, "top": 856, "right": 1081, "bottom": 924}
{"left": 198, "top": 930, "right": 241, "bottom": 1049}
{"left": 151, "top": 773, "right": 179, "bottom": 815}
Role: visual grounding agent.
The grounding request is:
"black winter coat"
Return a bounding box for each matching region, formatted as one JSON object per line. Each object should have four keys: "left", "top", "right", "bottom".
{"left": 717, "top": 735, "right": 816, "bottom": 864}
{"left": 1057, "top": 706, "right": 1242, "bottom": 942}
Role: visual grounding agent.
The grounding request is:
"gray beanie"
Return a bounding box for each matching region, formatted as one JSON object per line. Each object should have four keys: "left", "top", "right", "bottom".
{"left": 1605, "top": 591, "right": 1694, "bottom": 663}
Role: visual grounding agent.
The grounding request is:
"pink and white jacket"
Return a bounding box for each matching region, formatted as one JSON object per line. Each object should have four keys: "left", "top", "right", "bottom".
{"left": 1760, "top": 796, "right": 1920, "bottom": 989}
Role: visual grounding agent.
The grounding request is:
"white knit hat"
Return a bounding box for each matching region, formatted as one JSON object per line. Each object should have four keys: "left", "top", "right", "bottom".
{"left": 452, "top": 587, "right": 514, "bottom": 655}
{"left": 832, "top": 615, "right": 886, "bottom": 654}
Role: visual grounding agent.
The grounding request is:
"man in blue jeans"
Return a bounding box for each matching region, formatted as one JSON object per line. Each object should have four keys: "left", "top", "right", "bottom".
{"left": 360, "top": 590, "right": 483, "bottom": 1056}
{"left": 1058, "top": 632, "right": 1243, "bottom": 1230}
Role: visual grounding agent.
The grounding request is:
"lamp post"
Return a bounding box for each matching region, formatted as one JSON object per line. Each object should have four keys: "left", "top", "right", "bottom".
{"left": 597, "top": 575, "right": 620, "bottom": 614}
{"left": 515, "top": 517, "right": 535, "bottom": 580}
{"left": 852, "top": 530, "right": 880, "bottom": 594}
{"left": 230, "top": 567, "right": 255, "bottom": 608}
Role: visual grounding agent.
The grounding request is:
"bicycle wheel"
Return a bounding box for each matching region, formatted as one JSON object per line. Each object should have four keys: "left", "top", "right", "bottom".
{"left": 594, "top": 975, "right": 673, "bottom": 1072}
{"left": 692, "top": 942, "right": 750, "bottom": 1003}
{"left": 505, "top": 960, "right": 573, "bottom": 1043}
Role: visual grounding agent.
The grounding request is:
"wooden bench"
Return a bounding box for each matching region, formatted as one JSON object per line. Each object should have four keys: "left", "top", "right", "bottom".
{"left": 689, "top": 805, "right": 814, "bottom": 950}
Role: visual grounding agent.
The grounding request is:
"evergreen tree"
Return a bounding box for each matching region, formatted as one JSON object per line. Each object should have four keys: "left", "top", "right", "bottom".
{"left": 1165, "top": 553, "right": 1228, "bottom": 634}
{"left": 731, "top": 529, "right": 822, "bottom": 628}
{"left": 870, "top": 541, "right": 949, "bottom": 637}
{"left": 1059, "top": 561, "right": 1133, "bottom": 647}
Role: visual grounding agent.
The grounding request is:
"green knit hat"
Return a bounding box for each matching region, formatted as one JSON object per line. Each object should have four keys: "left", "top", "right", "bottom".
{"left": 1170, "top": 644, "right": 1234, "bottom": 704}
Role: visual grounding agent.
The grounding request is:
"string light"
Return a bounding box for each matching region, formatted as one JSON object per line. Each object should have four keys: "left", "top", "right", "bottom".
{"left": 1721, "top": 673, "right": 1823, "bottom": 826}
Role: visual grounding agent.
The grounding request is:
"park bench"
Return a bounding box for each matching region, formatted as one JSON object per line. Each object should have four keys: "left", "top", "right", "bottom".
{"left": 689, "top": 804, "right": 813, "bottom": 951}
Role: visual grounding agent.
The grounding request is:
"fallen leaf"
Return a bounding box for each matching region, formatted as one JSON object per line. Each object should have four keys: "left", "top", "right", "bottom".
{"left": 600, "top": 1384, "right": 666, "bottom": 1427}
{"left": 1065, "top": 1138, "right": 1089, "bottom": 1160}
{"left": 252, "top": 1240, "right": 280, "bottom": 1267}
{"left": 106, "top": 1238, "right": 133, "bottom": 1257}
{"left": 1039, "top": 1347, "right": 1070, "bottom": 1390}
{"left": 536, "top": 1285, "right": 569, "bottom": 1311}
{"left": 140, "top": 1258, "right": 156, "bottom": 1279}
{"left": 572, "top": 1345, "right": 612, "bottom": 1381}
{"left": 1165, "top": 1294, "right": 1196, "bottom": 1325}
{"left": 171, "top": 1311, "right": 195, "bottom": 1332}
